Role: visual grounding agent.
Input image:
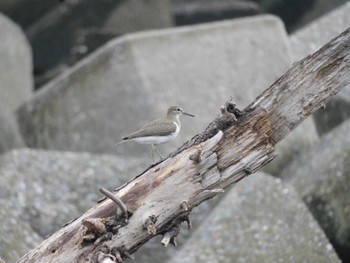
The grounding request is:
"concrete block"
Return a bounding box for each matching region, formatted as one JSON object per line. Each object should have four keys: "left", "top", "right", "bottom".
{"left": 0, "top": 13, "right": 32, "bottom": 113}
{"left": 169, "top": 172, "right": 340, "bottom": 263}
{"left": 17, "top": 15, "right": 292, "bottom": 166}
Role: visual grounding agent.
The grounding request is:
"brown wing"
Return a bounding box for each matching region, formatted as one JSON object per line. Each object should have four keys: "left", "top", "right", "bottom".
{"left": 122, "top": 120, "right": 177, "bottom": 140}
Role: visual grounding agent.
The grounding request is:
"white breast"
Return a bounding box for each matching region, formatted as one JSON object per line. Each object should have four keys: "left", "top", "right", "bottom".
{"left": 132, "top": 122, "right": 180, "bottom": 145}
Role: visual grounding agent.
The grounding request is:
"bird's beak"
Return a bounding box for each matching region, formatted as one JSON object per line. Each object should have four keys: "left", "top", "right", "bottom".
{"left": 182, "top": 111, "right": 195, "bottom": 117}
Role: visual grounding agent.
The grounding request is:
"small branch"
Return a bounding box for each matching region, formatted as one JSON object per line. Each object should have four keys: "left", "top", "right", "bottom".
{"left": 94, "top": 232, "right": 113, "bottom": 245}
{"left": 122, "top": 251, "right": 134, "bottom": 261}
{"left": 161, "top": 225, "right": 181, "bottom": 247}
{"left": 100, "top": 187, "right": 128, "bottom": 219}
{"left": 180, "top": 201, "right": 192, "bottom": 229}
{"left": 111, "top": 248, "right": 123, "bottom": 262}
{"left": 111, "top": 247, "right": 134, "bottom": 261}
{"left": 180, "top": 200, "right": 190, "bottom": 211}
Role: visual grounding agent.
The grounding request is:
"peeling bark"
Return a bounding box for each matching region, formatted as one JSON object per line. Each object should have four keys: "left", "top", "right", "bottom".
{"left": 19, "top": 27, "right": 350, "bottom": 262}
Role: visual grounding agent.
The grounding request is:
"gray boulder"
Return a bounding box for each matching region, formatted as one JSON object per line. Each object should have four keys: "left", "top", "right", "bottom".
{"left": 172, "top": 0, "right": 260, "bottom": 25}
{"left": 313, "top": 96, "right": 350, "bottom": 136}
{"left": 103, "top": 0, "right": 173, "bottom": 35}
{"left": 290, "top": 2, "right": 350, "bottom": 136}
{"left": 0, "top": 14, "right": 28, "bottom": 153}
{"left": 0, "top": 0, "right": 59, "bottom": 29}
{"left": 17, "top": 15, "right": 292, "bottom": 164}
{"left": 25, "top": 0, "right": 173, "bottom": 87}
{"left": 0, "top": 149, "right": 141, "bottom": 237}
{"left": 0, "top": 0, "right": 24, "bottom": 12}
{"left": 256, "top": 0, "right": 347, "bottom": 32}
{"left": 264, "top": 117, "right": 319, "bottom": 176}
{"left": 283, "top": 118, "right": 350, "bottom": 259}
{"left": 0, "top": 13, "right": 32, "bottom": 113}
{"left": 290, "top": 2, "right": 350, "bottom": 61}
{"left": 296, "top": 0, "right": 348, "bottom": 30}
{"left": 168, "top": 172, "right": 340, "bottom": 263}
{"left": 0, "top": 107, "right": 24, "bottom": 153}
{"left": 0, "top": 203, "right": 42, "bottom": 263}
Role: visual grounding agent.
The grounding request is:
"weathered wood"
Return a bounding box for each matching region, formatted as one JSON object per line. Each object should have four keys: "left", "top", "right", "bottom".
{"left": 19, "top": 27, "right": 350, "bottom": 263}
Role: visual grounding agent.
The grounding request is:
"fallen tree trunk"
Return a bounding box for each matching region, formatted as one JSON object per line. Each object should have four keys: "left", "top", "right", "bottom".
{"left": 19, "top": 27, "right": 350, "bottom": 263}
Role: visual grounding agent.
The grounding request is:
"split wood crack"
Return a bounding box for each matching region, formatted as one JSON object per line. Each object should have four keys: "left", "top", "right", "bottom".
{"left": 18, "top": 27, "right": 350, "bottom": 263}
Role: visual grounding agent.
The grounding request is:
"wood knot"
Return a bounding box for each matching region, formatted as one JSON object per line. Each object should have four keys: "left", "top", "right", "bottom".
{"left": 189, "top": 149, "right": 202, "bottom": 163}
{"left": 144, "top": 215, "right": 157, "bottom": 235}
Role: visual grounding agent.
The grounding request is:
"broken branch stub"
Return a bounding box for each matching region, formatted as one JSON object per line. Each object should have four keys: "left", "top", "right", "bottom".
{"left": 19, "top": 27, "right": 350, "bottom": 263}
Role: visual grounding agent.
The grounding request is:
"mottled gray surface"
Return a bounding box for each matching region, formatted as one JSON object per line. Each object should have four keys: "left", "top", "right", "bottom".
{"left": 169, "top": 172, "right": 340, "bottom": 263}
{"left": 0, "top": 0, "right": 23, "bottom": 12}
{"left": 0, "top": 13, "right": 32, "bottom": 113}
{"left": 290, "top": 0, "right": 349, "bottom": 33}
{"left": 0, "top": 107, "right": 24, "bottom": 154}
{"left": 290, "top": 2, "right": 350, "bottom": 62}
{"left": 0, "top": 203, "right": 42, "bottom": 263}
{"left": 172, "top": 0, "right": 260, "bottom": 25}
{"left": 17, "top": 15, "right": 291, "bottom": 164}
{"left": 103, "top": 0, "right": 173, "bottom": 35}
{"left": 0, "top": 148, "right": 141, "bottom": 237}
{"left": 313, "top": 96, "right": 350, "bottom": 136}
{"left": 283, "top": 119, "right": 350, "bottom": 257}
{"left": 290, "top": 2, "right": 350, "bottom": 136}
{"left": 264, "top": 117, "right": 319, "bottom": 176}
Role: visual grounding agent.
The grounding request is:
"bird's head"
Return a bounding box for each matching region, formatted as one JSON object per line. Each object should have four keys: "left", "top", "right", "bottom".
{"left": 167, "top": 106, "right": 195, "bottom": 118}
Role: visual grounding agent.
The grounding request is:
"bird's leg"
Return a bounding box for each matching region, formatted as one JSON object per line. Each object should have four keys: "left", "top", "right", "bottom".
{"left": 152, "top": 144, "right": 163, "bottom": 162}
{"left": 154, "top": 145, "right": 164, "bottom": 160}
{"left": 151, "top": 145, "right": 156, "bottom": 163}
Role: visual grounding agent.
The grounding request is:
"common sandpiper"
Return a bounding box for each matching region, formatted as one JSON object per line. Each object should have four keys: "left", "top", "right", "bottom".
{"left": 116, "top": 106, "right": 195, "bottom": 162}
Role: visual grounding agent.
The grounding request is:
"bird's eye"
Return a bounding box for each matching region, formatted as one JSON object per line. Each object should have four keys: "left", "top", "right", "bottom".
{"left": 177, "top": 108, "right": 180, "bottom": 111}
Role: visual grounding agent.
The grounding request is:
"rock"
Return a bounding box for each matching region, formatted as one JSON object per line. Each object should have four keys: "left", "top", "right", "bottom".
{"left": 257, "top": 0, "right": 347, "bottom": 32}
{"left": 20, "top": 0, "right": 173, "bottom": 87}
{"left": 264, "top": 117, "right": 319, "bottom": 176}
{"left": 283, "top": 119, "right": 350, "bottom": 260}
{"left": 172, "top": 0, "right": 260, "bottom": 26}
{"left": 0, "top": 0, "right": 59, "bottom": 29}
{"left": 17, "top": 15, "right": 292, "bottom": 166}
{"left": 290, "top": 2, "right": 350, "bottom": 136}
{"left": 25, "top": 0, "right": 122, "bottom": 86}
{"left": 313, "top": 96, "right": 350, "bottom": 136}
{"left": 0, "top": 203, "right": 42, "bottom": 263}
{"left": 0, "top": 107, "right": 24, "bottom": 154}
{"left": 103, "top": 0, "right": 173, "bottom": 35}
{"left": 168, "top": 172, "right": 340, "bottom": 263}
{"left": 0, "top": 148, "right": 141, "bottom": 237}
{"left": 0, "top": 13, "right": 32, "bottom": 113}
{"left": 290, "top": 2, "right": 350, "bottom": 62}
{"left": 290, "top": 0, "right": 348, "bottom": 34}
{"left": 0, "top": 0, "right": 24, "bottom": 13}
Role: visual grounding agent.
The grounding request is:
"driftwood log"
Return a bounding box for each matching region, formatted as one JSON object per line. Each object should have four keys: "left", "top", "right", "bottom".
{"left": 19, "top": 27, "right": 350, "bottom": 263}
